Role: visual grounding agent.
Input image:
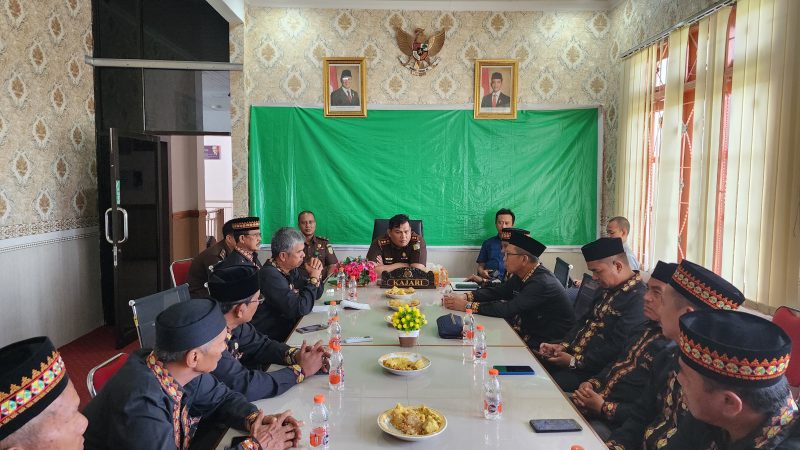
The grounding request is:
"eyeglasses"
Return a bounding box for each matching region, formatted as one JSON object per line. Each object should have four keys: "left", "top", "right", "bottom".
{"left": 249, "top": 295, "right": 265, "bottom": 305}
{"left": 502, "top": 252, "right": 526, "bottom": 257}
{"left": 245, "top": 232, "right": 262, "bottom": 238}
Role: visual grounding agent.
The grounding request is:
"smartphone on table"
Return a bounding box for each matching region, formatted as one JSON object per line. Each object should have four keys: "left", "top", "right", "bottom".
{"left": 295, "top": 324, "right": 328, "bottom": 334}
{"left": 492, "top": 365, "right": 535, "bottom": 375}
{"left": 529, "top": 418, "right": 582, "bottom": 433}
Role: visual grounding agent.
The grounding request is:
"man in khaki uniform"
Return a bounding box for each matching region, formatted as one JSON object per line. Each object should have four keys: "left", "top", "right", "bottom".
{"left": 187, "top": 219, "right": 236, "bottom": 298}
{"left": 366, "top": 214, "right": 427, "bottom": 276}
{"left": 297, "top": 210, "right": 338, "bottom": 280}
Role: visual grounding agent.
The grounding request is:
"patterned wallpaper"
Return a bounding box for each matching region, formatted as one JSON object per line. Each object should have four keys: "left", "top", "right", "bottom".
{"left": 230, "top": 7, "right": 618, "bottom": 222}
{"left": 0, "top": 0, "right": 96, "bottom": 240}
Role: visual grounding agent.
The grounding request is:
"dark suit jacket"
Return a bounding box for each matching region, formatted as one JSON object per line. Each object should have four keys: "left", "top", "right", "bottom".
{"left": 480, "top": 92, "right": 511, "bottom": 108}
{"left": 330, "top": 87, "right": 360, "bottom": 106}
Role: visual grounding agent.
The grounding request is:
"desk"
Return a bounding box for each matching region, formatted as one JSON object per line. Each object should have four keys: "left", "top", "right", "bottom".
{"left": 215, "top": 286, "right": 606, "bottom": 449}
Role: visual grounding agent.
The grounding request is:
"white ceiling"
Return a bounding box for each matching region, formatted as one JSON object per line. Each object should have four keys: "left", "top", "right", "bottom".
{"left": 244, "top": 0, "right": 621, "bottom": 12}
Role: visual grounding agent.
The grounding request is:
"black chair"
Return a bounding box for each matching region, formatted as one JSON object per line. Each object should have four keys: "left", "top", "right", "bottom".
{"left": 128, "top": 284, "right": 190, "bottom": 348}
{"left": 572, "top": 273, "right": 600, "bottom": 320}
{"left": 371, "top": 219, "right": 423, "bottom": 242}
{"left": 553, "top": 257, "right": 573, "bottom": 288}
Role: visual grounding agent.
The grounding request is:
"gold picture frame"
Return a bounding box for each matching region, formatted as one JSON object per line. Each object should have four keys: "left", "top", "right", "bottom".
{"left": 474, "top": 59, "right": 518, "bottom": 119}
{"left": 323, "top": 57, "right": 367, "bottom": 117}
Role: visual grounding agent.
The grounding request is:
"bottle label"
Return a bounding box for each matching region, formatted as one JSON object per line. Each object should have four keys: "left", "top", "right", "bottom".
{"left": 329, "top": 372, "right": 341, "bottom": 385}
{"left": 484, "top": 399, "right": 503, "bottom": 414}
{"left": 310, "top": 426, "right": 328, "bottom": 447}
{"left": 328, "top": 337, "right": 340, "bottom": 348}
{"left": 463, "top": 329, "right": 474, "bottom": 340}
{"left": 474, "top": 348, "right": 486, "bottom": 359}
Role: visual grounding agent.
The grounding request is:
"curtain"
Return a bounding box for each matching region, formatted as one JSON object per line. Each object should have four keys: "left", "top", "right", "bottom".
{"left": 723, "top": 0, "right": 800, "bottom": 308}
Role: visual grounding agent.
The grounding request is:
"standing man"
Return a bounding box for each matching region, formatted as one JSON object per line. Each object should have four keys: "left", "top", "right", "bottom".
{"left": 606, "top": 259, "right": 745, "bottom": 450}
{"left": 367, "top": 214, "right": 427, "bottom": 276}
{"left": 219, "top": 216, "right": 263, "bottom": 269}
{"left": 540, "top": 237, "right": 648, "bottom": 392}
{"left": 297, "top": 210, "right": 338, "bottom": 280}
{"left": 443, "top": 232, "right": 574, "bottom": 350}
{"left": 329, "top": 69, "right": 360, "bottom": 106}
{"left": 572, "top": 261, "right": 675, "bottom": 439}
{"left": 0, "top": 337, "right": 88, "bottom": 450}
{"left": 606, "top": 216, "right": 641, "bottom": 271}
{"left": 256, "top": 227, "right": 324, "bottom": 341}
{"left": 480, "top": 72, "right": 511, "bottom": 108}
{"left": 673, "top": 310, "right": 799, "bottom": 449}
{"left": 187, "top": 218, "right": 236, "bottom": 298}
{"left": 83, "top": 298, "right": 302, "bottom": 450}
{"left": 208, "top": 264, "right": 328, "bottom": 401}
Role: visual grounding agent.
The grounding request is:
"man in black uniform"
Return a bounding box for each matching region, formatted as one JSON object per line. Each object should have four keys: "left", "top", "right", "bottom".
{"left": 442, "top": 232, "right": 575, "bottom": 350}
{"left": 540, "top": 237, "right": 648, "bottom": 392}
{"left": 0, "top": 337, "right": 87, "bottom": 450}
{"left": 606, "top": 259, "right": 745, "bottom": 450}
{"left": 256, "top": 227, "right": 324, "bottom": 341}
{"left": 83, "top": 298, "right": 301, "bottom": 450}
{"left": 221, "top": 216, "right": 263, "bottom": 269}
{"left": 297, "top": 210, "right": 338, "bottom": 280}
{"left": 673, "top": 310, "right": 799, "bottom": 449}
{"left": 366, "top": 214, "right": 427, "bottom": 276}
{"left": 187, "top": 218, "right": 237, "bottom": 298}
{"left": 208, "top": 264, "right": 328, "bottom": 401}
{"left": 572, "top": 261, "right": 675, "bottom": 439}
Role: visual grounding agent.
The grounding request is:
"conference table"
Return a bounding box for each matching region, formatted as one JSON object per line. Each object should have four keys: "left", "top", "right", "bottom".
{"left": 215, "top": 283, "right": 607, "bottom": 449}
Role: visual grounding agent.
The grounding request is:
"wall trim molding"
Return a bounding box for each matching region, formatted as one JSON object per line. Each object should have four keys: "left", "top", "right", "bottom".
{"left": 246, "top": 0, "right": 612, "bottom": 12}
{"left": 172, "top": 209, "right": 202, "bottom": 219}
{"left": 0, "top": 227, "right": 99, "bottom": 254}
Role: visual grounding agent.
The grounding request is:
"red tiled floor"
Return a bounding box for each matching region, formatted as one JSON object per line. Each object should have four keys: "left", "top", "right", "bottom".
{"left": 58, "top": 326, "right": 138, "bottom": 410}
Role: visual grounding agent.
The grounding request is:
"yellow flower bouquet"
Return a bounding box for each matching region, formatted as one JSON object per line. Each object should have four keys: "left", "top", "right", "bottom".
{"left": 392, "top": 306, "right": 427, "bottom": 347}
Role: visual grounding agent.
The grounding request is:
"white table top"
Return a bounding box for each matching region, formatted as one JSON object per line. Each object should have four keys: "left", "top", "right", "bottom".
{"left": 286, "top": 285, "right": 526, "bottom": 348}
{"left": 216, "top": 288, "right": 608, "bottom": 450}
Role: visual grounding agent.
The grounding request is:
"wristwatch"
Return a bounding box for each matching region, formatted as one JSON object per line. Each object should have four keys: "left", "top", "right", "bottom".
{"left": 569, "top": 356, "right": 577, "bottom": 370}
{"left": 309, "top": 276, "right": 320, "bottom": 287}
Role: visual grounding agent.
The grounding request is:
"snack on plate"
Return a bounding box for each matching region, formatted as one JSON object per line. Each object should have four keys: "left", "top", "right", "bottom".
{"left": 388, "top": 298, "right": 421, "bottom": 308}
{"left": 382, "top": 357, "right": 427, "bottom": 371}
{"left": 386, "top": 286, "right": 415, "bottom": 296}
{"left": 388, "top": 404, "right": 444, "bottom": 436}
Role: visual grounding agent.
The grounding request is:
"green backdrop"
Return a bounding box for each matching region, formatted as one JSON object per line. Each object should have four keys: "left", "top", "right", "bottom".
{"left": 249, "top": 107, "right": 598, "bottom": 246}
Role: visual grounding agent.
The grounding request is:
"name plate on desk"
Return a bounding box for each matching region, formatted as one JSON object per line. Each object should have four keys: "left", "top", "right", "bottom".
{"left": 380, "top": 267, "right": 435, "bottom": 289}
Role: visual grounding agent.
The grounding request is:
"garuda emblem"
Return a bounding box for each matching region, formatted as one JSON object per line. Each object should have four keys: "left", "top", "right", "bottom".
{"left": 395, "top": 27, "right": 446, "bottom": 76}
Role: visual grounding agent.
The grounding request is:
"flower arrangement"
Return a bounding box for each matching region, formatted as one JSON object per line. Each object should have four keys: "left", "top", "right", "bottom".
{"left": 391, "top": 306, "right": 428, "bottom": 333}
{"left": 337, "top": 256, "right": 377, "bottom": 286}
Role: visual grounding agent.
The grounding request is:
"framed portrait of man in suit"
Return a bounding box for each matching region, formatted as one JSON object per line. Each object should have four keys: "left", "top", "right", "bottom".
{"left": 474, "top": 60, "right": 518, "bottom": 119}
{"left": 323, "top": 57, "right": 367, "bottom": 117}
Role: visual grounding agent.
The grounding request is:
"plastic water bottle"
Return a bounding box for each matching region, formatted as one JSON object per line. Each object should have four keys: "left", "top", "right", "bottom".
{"left": 483, "top": 368, "right": 503, "bottom": 419}
{"left": 336, "top": 269, "right": 347, "bottom": 301}
{"left": 328, "top": 342, "right": 344, "bottom": 391}
{"left": 473, "top": 324, "right": 487, "bottom": 364}
{"left": 328, "top": 316, "right": 341, "bottom": 348}
{"left": 309, "top": 394, "right": 330, "bottom": 448}
{"left": 347, "top": 276, "right": 358, "bottom": 302}
{"left": 327, "top": 301, "right": 339, "bottom": 325}
{"left": 462, "top": 308, "right": 476, "bottom": 345}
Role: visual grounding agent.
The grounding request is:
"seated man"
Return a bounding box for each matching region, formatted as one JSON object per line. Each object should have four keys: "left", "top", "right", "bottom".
{"left": 540, "top": 237, "right": 647, "bottom": 392}
{"left": 473, "top": 208, "right": 515, "bottom": 282}
{"left": 83, "top": 298, "right": 301, "bottom": 450}
{"left": 606, "top": 259, "right": 744, "bottom": 450}
{"left": 0, "top": 336, "right": 87, "bottom": 450}
{"left": 606, "top": 216, "right": 640, "bottom": 271}
{"left": 221, "top": 216, "right": 263, "bottom": 269}
{"left": 466, "top": 226, "right": 530, "bottom": 285}
{"left": 572, "top": 261, "right": 675, "bottom": 439}
{"left": 297, "top": 210, "right": 338, "bottom": 280}
{"left": 208, "top": 264, "right": 328, "bottom": 401}
{"left": 256, "top": 227, "right": 324, "bottom": 341}
{"left": 673, "top": 310, "right": 798, "bottom": 449}
{"left": 443, "top": 232, "right": 574, "bottom": 350}
{"left": 187, "top": 218, "right": 236, "bottom": 298}
{"left": 367, "top": 214, "right": 427, "bottom": 276}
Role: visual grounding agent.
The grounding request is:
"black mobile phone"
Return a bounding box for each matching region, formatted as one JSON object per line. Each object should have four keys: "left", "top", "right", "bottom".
{"left": 230, "top": 435, "right": 249, "bottom": 447}
{"left": 295, "top": 324, "right": 328, "bottom": 334}
{"left": 529, "top": 419, "right": 583, "bottom": 433}
{"left": 493, "top": 365, "right": 535, "bottom": 375}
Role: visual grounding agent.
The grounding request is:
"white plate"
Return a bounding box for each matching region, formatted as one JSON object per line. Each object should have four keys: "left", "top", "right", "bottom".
{"left": 378, "top": 352, "right": 431, "bottom": 376}
{"left": 387, "top": 299, "right": 421, "bottom": 310}
{"left": 385, "top": 292, "right": 414, "bottom": 300}
{"left": 377, "top": 406, "right": 447, "bottom": 441}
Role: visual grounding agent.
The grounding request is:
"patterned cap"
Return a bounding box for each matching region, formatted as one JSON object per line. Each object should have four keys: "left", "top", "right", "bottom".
{"left": 229, "top": 217, "right": 260, "bottom": 232}
{"left": 0, "top": 337, "right": 69, "bottom": 440}
{"left": 679, "top": 310, "right": 792, "bottom": 387}
{"left": 208, "top": 264, "right": 260, "bottom": 303}
{"left": 155, "top": 299, "right": 227, "bottom": 352}
{"left": 507, "top": 233, "right": 546, "bottom": 257}
{"left": 581, "top": 237, "right": 625, "bottom": 262}
{"left": 499, "top": 227, "right": 529, "bottom": 241}
{"left": 669, "top": 260, "right": 744, "bottom": 310}
{"left": 650, "top": 261, "right": 677, "bottom": 283}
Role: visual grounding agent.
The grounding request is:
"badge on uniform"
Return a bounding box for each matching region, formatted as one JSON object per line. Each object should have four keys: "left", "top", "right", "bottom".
{"left": 327, "top": 244, "right": 334, "bottom": 254}
{"left": 413, "top": 243, "right": 420, "bottom": 251}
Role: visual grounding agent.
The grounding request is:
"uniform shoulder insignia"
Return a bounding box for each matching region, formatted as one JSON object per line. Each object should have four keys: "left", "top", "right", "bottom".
{"left": 410, "top": 234, "right": 419, "bottom": 242}
{"left": 378, "top": 237, "right": 390, "bottom": 246}
{"left": 317, "top": 236, "right": 329, "bottom": 242}
{"left": 218, "top": 249, "right": 227, "bottom": 258}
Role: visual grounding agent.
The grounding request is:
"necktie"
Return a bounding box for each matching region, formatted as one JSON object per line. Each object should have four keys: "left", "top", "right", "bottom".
{"left": 347, "top": 91, "right": 352, "bottom": 103}
{"left": 492, "top": 94, "right": 497, "bottom": 107}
